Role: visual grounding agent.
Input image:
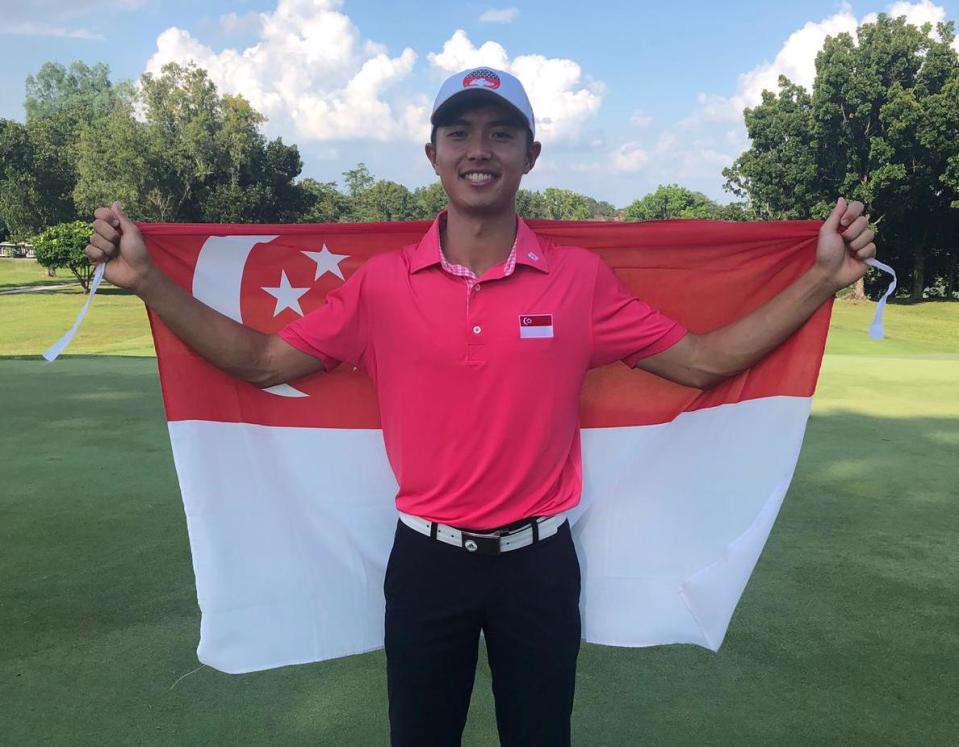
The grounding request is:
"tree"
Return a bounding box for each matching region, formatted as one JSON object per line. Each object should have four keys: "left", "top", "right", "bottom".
{"left": 623, "top": 184, "right": 721, "bottom": 220}
{"left": 515, "top": 189, "right": 547, "bottom": 218}
{"left": 413, "top": 182, "right": 448, "bottom": 219}
{"left": 724, "top": 16, "right": 959, "bottom": 300}
{"left": 1, "top": 62, "right": 123, "bottom": 239}
{"left": 0, "top": 119, "right": 44, "bottom": 239}
{"left": 32, "top": 220, "right": 95, "bottom": 289}
{"left": 297, "top": 178, "right": 350, "bottom": 223}
{"left": 24, "top": 61, "right": 117, "bottom": 123}
{"left": 542, "top": 188, "right": 592, "bottom": 220}
{"left": 342, "top": 163, "right": 375, "bottom": 197}
{"left": 354, "top": 180, "right": 417, "bottom": 222}
{"left": 23, "top": 62, "right": 124, "bottom": 229}
{"left": 583, "top": 196, "right": 618, "bottom": 219}
{"left": 73, "top": 62, "right": 304, "bottom": 224}
{"left": 72, "top": 100, "right": 153, "bottom": 219}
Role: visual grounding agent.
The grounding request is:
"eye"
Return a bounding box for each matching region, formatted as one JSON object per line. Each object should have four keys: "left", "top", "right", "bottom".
{"left": 446, "top": 129, "right": 467, "bottom": 138}
{"left": 492, "top": 130, "right": 514, "bottom": 141}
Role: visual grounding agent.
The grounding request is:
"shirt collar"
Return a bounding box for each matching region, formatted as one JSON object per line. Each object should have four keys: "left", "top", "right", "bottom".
{"left": 408, "top": 211, "right": 550, "bottom": 275}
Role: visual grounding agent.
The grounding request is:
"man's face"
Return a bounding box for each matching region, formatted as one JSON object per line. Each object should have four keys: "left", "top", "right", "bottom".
{"left": 425, "top": 102, "right": 541, "bottom": 216}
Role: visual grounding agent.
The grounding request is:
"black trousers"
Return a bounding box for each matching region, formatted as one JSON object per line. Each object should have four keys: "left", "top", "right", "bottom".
{"left": 384, "top": 519, "right": 582, "bottom": 747}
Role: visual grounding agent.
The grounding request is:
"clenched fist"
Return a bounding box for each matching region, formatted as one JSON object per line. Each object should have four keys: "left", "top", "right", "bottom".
{"left": 815, "top": 197, "right": 877, "bottom": 292}
{"left": 86, "top": 202, "right": 155, "bottom": 293}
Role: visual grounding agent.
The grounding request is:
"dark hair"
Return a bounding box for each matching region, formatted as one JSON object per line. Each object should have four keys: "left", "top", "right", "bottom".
{"left": 430, "top": 98, "right": 534, "bottom": 147}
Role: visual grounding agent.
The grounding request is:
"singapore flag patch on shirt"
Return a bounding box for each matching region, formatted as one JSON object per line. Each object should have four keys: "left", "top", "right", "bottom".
{"left": 519, "top": 314, "right": 554, "bottom": 339}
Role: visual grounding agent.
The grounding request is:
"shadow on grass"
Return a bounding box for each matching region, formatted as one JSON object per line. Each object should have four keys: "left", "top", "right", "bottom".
{"left": 0, "top": 278, "right": 77, "bottom": 291}
{"left": 887, "top": 296, "right": 959, "bottom": 305}
{"left": 0, "top": 284, "right": 134, "bottom": 296}
{"left": 1, "top": 357, "right": 957, "bottom": 745}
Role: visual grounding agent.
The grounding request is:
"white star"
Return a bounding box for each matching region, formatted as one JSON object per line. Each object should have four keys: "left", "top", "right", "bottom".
{"left": 262, "top": 271, "right": 310, "bottom": 317}
{"left": 302, "top": 244, "right": 349, "bottom": 281}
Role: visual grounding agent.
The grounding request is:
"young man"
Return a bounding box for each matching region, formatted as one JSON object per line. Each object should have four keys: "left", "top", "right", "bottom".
{"left": 86, "top": 68, "right": 875, "bottom": 746}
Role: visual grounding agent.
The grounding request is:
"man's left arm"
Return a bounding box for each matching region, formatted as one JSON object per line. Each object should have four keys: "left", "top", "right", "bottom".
{"left": 638, "top": 197, "right": 876, "bottom": 390}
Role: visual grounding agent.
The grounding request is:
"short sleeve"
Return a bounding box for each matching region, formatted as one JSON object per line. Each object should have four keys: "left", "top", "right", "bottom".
{"left": 278, "top": 264, "right": 370, "bottom": 371}
{"left": 590, "top": 258, "right": 686, "bottom": 369}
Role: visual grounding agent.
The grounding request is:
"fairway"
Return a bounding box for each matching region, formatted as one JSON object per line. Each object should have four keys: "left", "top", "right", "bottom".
{"left": 0, "top": 257, "right": 78, "bottom": 291}
{"left": 2, "top": 302, "right": 957, "bottom": 744}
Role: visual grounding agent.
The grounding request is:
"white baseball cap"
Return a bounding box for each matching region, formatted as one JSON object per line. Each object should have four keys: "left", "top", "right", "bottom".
{"left": 431, "top": 67, "right": 535, "bottom": 138}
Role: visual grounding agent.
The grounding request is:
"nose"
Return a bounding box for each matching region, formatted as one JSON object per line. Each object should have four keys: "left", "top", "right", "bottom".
{"left": 465, "top": 131, "right": 492, "bottom": 160}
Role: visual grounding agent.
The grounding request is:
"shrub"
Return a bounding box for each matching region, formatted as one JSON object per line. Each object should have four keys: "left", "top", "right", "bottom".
{"left": 32, "top": 221, "right": 95, "bottom": 290}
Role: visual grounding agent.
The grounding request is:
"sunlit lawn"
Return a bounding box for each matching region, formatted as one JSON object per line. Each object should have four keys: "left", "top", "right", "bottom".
{"left": 0, "top": 257, "right": 78, "bottom": 290}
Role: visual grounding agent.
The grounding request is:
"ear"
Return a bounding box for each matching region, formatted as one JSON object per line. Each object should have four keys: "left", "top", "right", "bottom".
{"left": 524, "top": 141, "right": 543, "bottom": 174}
{"left": 424, "top": 142, "right": 438, "bottom": 173}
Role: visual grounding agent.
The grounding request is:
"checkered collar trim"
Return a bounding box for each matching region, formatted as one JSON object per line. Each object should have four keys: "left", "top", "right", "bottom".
{"left": 408, "top": 212, "right": 549, "bottom": 275}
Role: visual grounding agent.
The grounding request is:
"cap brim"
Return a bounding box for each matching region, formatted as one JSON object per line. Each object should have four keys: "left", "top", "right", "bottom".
{"left": 430, "top": 89, "right": 530, "bottom": 130}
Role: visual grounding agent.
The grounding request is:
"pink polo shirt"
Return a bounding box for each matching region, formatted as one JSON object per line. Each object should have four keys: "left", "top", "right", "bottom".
{"left": 279, "top": 215, "right": 686, "bottom": 529}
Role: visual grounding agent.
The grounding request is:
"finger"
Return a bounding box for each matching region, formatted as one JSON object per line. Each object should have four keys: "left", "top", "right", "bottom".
{"left": 841, "top": 216, "right": 870, "bottom": 241}
{"left": 85, "top": 244, "right": 107, "bottom": 263}
{"left": 848, "top": 229, "right": 875, "bottom": 251}
{"left": 92, "top": 218, "right": 120, "bottom": 244}
{"left": 822, "top": 197, "right": 847, "bottom": 232}
{"left": 112, "top": 201, "right": 137, "bottom": 232}
{"left": 855, "top": 242, "right": 876, "bottom": 261}
{"left": 94, "top": 207, "right": 120, "bottom": 227}
{"left": 90, "top": 233, "right": 119, "bottom": 257}
{"left": 840, "top": 200, "right": 865, "bottom": 227}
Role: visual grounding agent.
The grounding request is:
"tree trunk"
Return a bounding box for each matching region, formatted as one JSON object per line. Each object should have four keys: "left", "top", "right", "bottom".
{"left": 946, "top": 254, "right": 957, "bottom": 300}
{"left": 851, "top": 277, "right": 866, "bottom": 300}
{"left": 911, "top": 245, "right": 926, "bottom": 301}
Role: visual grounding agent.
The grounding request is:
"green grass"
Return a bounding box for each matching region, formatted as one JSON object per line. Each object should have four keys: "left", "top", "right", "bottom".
{"left": 825, "top": 299, "right": 959, "bottom": 357}
{"left": 0, "top": 286, "right": 154, "bottom": 357}
{"left": 0, "top": 257, "right": 77, "bottom": 290}
{"left": 1, "top": 303, "right": 957, "bottom": 744}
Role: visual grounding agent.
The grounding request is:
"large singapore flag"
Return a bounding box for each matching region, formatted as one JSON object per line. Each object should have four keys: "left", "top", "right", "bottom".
{"left": 140, "top": 219, "right": 831, "bottom": 674}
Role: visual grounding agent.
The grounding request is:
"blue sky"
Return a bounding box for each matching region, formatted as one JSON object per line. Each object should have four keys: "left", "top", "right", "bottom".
{"left": 2, "top": 0, "right": 957, "bottom": 206}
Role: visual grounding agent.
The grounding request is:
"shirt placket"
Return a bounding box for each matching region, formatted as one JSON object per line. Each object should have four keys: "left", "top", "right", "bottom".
{"left": 439, "top": 244, "right": 517, "bottom": 365}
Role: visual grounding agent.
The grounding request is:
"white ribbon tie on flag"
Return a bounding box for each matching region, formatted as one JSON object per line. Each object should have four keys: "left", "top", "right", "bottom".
{"left": 863, "top": 257, "right": 897, "bottom": 340}
{"left": 42, "top": 262, "right": 106, "bottom": 362}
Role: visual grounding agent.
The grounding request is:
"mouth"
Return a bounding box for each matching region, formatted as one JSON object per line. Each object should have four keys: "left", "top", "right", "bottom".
{"left": 460, "top": 171, "right": 499, "bottom": 186}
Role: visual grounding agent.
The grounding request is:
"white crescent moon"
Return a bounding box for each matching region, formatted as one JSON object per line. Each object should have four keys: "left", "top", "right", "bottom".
{"left": 192, "top": 235, "right": 307, "bottom": 398}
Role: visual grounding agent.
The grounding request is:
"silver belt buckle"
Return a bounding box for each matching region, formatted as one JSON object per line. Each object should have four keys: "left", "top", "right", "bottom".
{"left": 461, "top": 531, "right": 502, "bottom": 556}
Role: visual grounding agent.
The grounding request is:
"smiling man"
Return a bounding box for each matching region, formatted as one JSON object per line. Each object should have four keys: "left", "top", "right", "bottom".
{"left": 87, "top": 67, "right": 876, "bottom": 747}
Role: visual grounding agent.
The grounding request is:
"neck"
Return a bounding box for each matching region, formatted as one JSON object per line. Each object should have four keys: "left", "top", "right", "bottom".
{"left": 441, "top": 205, "right": 518, "bottom": 276}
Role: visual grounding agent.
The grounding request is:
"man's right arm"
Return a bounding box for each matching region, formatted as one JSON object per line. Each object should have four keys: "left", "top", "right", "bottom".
{"left": 87, "top": 203, "right": 323, "bottom": 388}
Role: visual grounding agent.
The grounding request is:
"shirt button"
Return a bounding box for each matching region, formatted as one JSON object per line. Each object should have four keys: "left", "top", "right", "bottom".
{"left": 474, "top": 284, "right": 481, "bottom": 291}
{"left": 472, "top": 325, "right": 482, "bottom": 335}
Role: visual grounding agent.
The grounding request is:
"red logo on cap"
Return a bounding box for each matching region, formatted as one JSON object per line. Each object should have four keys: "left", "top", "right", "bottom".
{"left": 463, "top": 68, "right": 501, "bottom": 90}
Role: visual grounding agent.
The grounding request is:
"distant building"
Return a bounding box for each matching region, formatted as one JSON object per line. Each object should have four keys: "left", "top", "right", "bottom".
{"left": 0, "top": 242, "right": 34, "bottom": 258}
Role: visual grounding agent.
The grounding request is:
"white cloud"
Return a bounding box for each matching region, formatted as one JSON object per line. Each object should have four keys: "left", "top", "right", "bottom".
{"left": 145, "top": 0, "right": 427, "bottom": 142}
{"left": 864, "top": 0, "right": 959, "bottom": 52}
{"left": 863, "top": 0, "right": 946, "bottom": 28}
{"left": 479, "top": 7, "right": 520, "bottom": 23}
{"left": 610, "top": 142, "right": 649, "bottom": 173}
{"left": 629, "top": 110, "right": 652, "bottom": 127}
{"left": 427, "top": 30, "right": 605, "bottom": 143}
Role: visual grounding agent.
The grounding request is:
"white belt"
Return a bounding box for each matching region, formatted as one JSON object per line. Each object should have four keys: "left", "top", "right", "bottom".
{"left": 398, "top": 511, "right": 568, "bottom": 555}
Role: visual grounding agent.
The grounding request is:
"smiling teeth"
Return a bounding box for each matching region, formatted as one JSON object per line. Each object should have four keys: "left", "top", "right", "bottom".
{"left": 464, "top": 173, "right": 494, "bottom": 183}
